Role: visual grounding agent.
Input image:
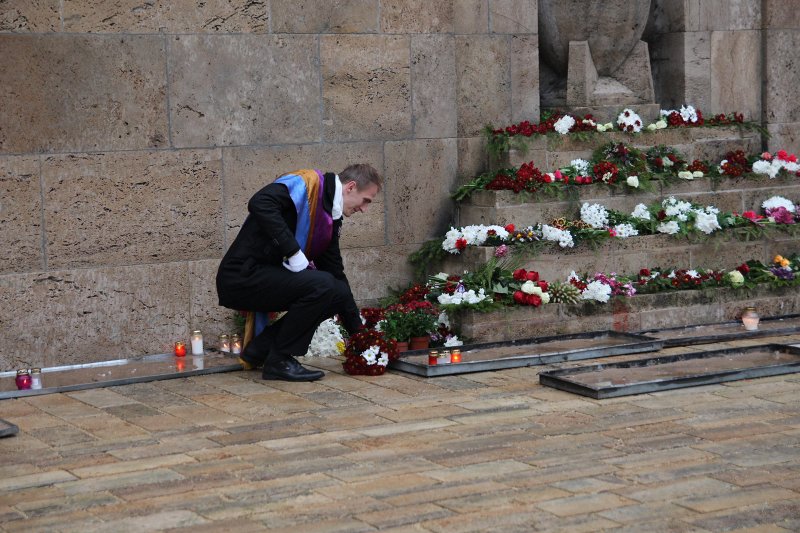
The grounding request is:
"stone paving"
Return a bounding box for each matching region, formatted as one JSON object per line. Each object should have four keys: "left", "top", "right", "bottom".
{"left": 1, "top": 336, "right": 799, "bottom": 532}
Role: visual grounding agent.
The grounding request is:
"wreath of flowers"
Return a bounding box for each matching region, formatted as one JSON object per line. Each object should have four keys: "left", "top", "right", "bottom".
{"left": 342, "top": 329, "right": 399, "bottom": 376}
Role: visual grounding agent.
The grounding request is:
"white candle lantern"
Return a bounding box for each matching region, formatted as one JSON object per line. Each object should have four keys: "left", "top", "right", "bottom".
{"left": 190, "top": 330, "right": 204, "bottom": 355}
{"left": 741, "top": 307, "right": 759, "bottom": 331}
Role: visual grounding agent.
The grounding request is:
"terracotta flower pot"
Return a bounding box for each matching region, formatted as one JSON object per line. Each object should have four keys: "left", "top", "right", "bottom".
{"left": 409, "top": 336, "right": 430, "bottom": 350}
{"left": 395, "top": 341, "right": 409, "bottom": 353}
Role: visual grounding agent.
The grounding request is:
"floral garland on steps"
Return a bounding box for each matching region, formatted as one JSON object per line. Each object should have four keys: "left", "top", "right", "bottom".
{"left": 442, "top": 194, "right": 800, "bottom": 255}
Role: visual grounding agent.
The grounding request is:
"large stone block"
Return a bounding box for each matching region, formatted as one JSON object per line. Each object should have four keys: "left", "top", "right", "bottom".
{"left": 271, "top": 0, "right": 378, "bottom": 33}
{"left": 490, "top": 0, "right": 537, "bottom": 34}
{"left": 688, "top": 0, "right": 762, "bottom": 31}
{"left": 765, "top": 29, "right": 800, "bottom": 123}
{"left": 169, "top": 34, "right": 320, "bottom": 148}
{"left": 0, "top": 0, "right": 60, "bottom": 32}
{"left": 454, "top": 0, "right": 489, "bottom": 33}
{"left": 457, "top": 137, "right": 489, "bottom": 187}
{"left": 766, "top": 122, "right": 800, "bottom": 153}
{"left": 683, "top": 31, "right": 712, "bottom": 112}
{"left": 385, "top": 139, "right": 459, "bottom": 245}
{"left": 763, "top": 0, "right": 800, "bottom": 29}
{"left": 188, "top": 259, "right": 235, "bottom": 344}
{"left": 456, "top": 35, "right": 511, "bottom": 137}
{"left": 0, "top": 156, "right": 42, "bottom": 274}
{"left": 321, "top": 35, "right": 411, "bottom": 141}
{"left": 342, "top": 244, "right": 418, "bottom": 304}
{"left": 710, "top": 31, "right": 760, "bottom": 119}
{"left": 42, "top": 150, "right": 224, "bottom": 269}
{"left": 411, "top": 35, "right": 457, "bottom": 138}
{"left": 62, "top": 0, "right": 268, "bottom": 33}
{"left": 221, "top": 143, "right": 385, "bottom": 250}
{"left": 380, "top": 0, "right": 454, "bottom": 33}
{"left": 0, "top": 34, "right": 168, "bottom": 154}
{"left": 510, "top": 35, "right": 539, "bottom": 123}
{"left": 0, "top": 263, "right": 190, "bottom": 368}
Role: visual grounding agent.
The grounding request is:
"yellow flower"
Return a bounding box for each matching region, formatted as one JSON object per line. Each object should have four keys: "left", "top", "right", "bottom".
{"left": 336, "top": 341, "right": 345, "bottom": 354}
{"left": 773, "top": 255, "right": 790, "bottom": 267}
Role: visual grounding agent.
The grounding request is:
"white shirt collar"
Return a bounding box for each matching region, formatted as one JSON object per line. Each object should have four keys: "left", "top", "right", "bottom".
{"left": 332, "top": 174, "right": 343, "bottom": 220}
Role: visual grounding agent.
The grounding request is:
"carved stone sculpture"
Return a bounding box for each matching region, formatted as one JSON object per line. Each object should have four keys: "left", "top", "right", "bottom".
{"left": 539, "top": 0, "right": 658, "bottom": 120}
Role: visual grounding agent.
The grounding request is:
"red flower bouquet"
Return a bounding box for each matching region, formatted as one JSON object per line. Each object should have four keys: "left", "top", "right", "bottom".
{"left": 342, "top": 329, "right": 399, "bottom": 376}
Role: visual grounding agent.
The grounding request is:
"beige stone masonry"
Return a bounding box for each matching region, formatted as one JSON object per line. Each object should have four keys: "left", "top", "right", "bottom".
{"left": 321, "top": 34, "right": 411, "bottom": 142}
{"left": 169, "top": 34, "right": 320, "bottom": 148}
{"left": 271, "top": 0, "right": 378, "bottom": 33}
{"left": 0, "top": 155, "right": 43, "bottom": 273}
{"left": 42, "top": 150, "right": 223, "bottom": 269}
{"left": 0, "top": 35, "right": 168, "bottom": 153}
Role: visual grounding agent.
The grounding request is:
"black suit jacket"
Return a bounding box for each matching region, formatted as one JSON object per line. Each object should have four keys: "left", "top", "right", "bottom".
{"left": 216, "top": 172, "right": 361, "bottom": 332}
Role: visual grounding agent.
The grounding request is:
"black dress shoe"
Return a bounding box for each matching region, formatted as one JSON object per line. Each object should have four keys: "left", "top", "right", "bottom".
{"left": 262, "top": 356, "right": 324, "bottom": 382}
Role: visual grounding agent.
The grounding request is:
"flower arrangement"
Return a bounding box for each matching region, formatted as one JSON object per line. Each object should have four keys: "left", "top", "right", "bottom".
{"left": 440, "top": 192, "right": 799, "bottom": 259}
{"left": 342, "top": 329, "right": 399, "bottom": 376}
{"left": 510, "top": 268, "right": 550, "bottom": 306}
{"left": 751, "top": 150, "right": 800, "bottom": 179}
{"left": 304, "top": 318, "right": 346, "bottom": 357}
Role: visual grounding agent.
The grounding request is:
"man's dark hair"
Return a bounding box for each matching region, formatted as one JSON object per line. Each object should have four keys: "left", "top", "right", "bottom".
{"left": 340, "top": 163, "right": 382, "bottom": 192}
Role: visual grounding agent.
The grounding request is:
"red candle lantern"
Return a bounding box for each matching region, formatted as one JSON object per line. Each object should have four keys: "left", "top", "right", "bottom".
{"left": 450, "top": 349, "right": 462, "bottom": 363}
{"left": 174, "top": 341, "right": 187, "bottom": 357}
{"left": 428, "top": 349, "right": 439, "bottom": 365}
{"left": 15, "top": 369, "right": 32, "bottom": 390}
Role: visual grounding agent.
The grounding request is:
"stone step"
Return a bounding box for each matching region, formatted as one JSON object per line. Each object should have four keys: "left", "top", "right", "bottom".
{"left": 458, "top": 173, "right": 800, "bottom": 229}
{"left": 440, "top": 232, "right": 800, "bottom": 283}
{"left": 490, "top": 126, "right": 761, "bottom": 173}
{"left": 451, "top": 285, "right": 800, "bottom": 345}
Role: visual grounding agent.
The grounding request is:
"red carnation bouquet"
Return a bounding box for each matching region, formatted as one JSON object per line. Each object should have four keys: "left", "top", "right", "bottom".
{"left": 342, "top": 329, "right": 400, "bottom": 376}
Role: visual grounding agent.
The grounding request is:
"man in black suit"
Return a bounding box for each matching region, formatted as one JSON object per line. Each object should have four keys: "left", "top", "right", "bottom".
{"left": 216, "top": 164, "right": 381, "bottom": 381}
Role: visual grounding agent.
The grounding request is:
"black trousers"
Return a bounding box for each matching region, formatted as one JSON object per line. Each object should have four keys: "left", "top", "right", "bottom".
{"left": 217, "top": 262, "right": 352, "bottom": 358}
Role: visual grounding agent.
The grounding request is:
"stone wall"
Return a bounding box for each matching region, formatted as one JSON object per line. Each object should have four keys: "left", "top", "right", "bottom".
{"left": 0, "top": 0, "right": 797, "bottom": 368}
{"left": 646, "top": 0, "right": 800, "bottom": 151}
{"left": 0, "top": 0, "right": 539, "bottom": 367}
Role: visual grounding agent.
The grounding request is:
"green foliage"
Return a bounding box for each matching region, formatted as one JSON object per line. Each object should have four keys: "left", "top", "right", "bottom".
{"left": 380, "top": 308, "right": 438, "bottom": 341}
{"left": 452, "top": 171, "right": 496, "bottom": 202}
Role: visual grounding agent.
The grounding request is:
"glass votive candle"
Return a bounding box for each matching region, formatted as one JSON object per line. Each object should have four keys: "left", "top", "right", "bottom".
{"left": 450, "top": 349, "right": 462, "bottom": 363}
{"left": 174, "top": 341, "right": 187, "bottom": 357}
{"left": 30, "top": 368, "right": 42, "bottom": 390}
{"left": 741, "top": 307, "right": 760, "bottom": 330}
{"left": 438, "top": 349, "right": 451, "bottom": 364}
{"left": 15, "top": 369, "right": 32, "bottom": 390}
{"left": 219, "top": 334, "right": 230, "bottom": 353}
{"left": 190, "top": 330, "right": 204, "bottom": 355}
{"left": 428, "top": 349, "right": 439, "bottom": 366}
{"left": 231, "top": 334, "right": 242, "bottom": 355}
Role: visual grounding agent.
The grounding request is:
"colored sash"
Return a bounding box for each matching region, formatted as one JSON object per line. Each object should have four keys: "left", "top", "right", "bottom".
{"left": 246, "top": 170, "right": 335, "bottom": 346}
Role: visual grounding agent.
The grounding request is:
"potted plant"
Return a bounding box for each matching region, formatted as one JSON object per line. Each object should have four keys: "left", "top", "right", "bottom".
{"left": 378, "top": 301, "right": 440, "bottom": 351}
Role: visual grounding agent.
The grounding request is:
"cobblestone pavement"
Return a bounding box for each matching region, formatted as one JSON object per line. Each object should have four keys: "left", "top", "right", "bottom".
{"left": 1, "top": 336, "right": 799, "bottom": 532}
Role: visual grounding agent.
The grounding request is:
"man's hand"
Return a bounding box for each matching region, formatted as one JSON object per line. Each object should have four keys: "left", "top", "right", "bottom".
{"left": 283, "top": 250, "right": 309, "bottom": 272}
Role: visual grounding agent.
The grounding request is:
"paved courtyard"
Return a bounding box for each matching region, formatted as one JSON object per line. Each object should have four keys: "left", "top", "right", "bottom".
{"left": 1, "top": 336, "right": 799, "bottom": 532}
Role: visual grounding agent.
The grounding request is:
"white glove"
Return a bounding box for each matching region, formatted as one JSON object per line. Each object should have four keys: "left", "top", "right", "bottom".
{"left": 283, "top": 250, "right": 309, "bottom": 272}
